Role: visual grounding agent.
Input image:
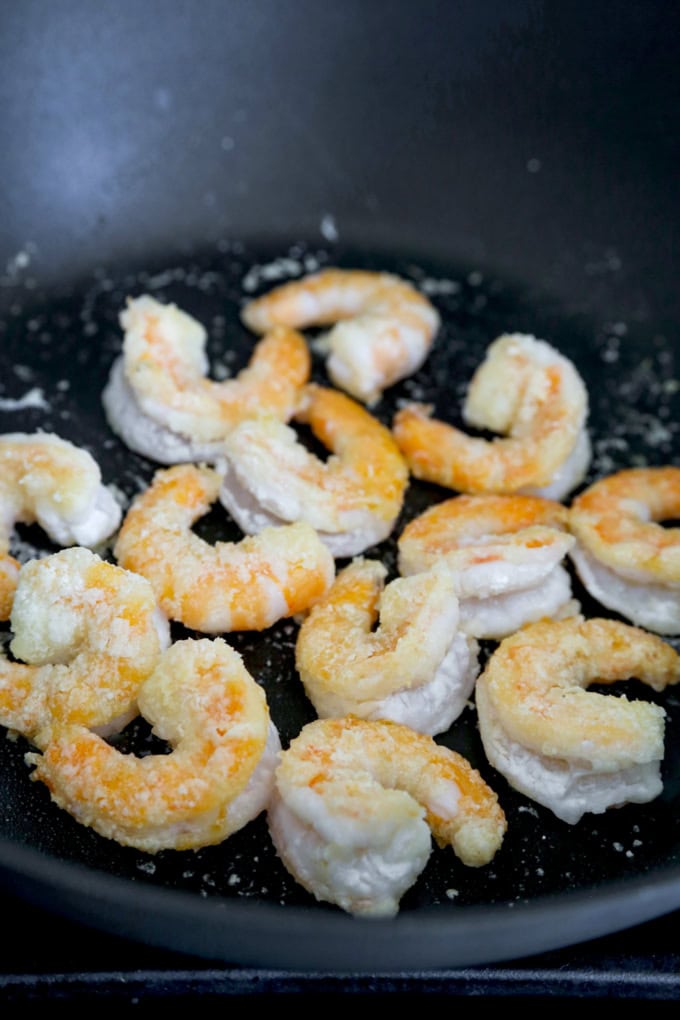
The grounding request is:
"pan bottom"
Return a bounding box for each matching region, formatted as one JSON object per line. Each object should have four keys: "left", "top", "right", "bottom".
{"left": 0, "top": 237, "right": 678, "bottom": 928}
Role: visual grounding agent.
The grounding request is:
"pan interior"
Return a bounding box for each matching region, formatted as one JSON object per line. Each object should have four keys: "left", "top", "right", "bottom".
{"left": 0, "top": 239, "right": 678, "bottom": 954}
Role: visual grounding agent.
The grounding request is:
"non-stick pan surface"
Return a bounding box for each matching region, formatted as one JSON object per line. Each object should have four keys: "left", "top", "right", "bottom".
{"left": 0, "top": 238, "right": 678, "bottom": 972}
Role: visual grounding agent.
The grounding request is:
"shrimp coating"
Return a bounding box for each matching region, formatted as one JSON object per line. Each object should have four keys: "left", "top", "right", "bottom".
{"left": 268, "top": 715, "right": 506, "bottom": 917}
{"left": 475, "top": 617, "right": 680, "bottom": 824}
{"left": 398, "top": 494, "right": 580, "bottom": 640}
{"left": 393, "top": 333, "right": 591, "bottom": 500}
{"left": 218, "top": 383, "right": 409, "bottom": 558}
{"left": 0, "top": 547, "right": 169, "bottom": 749}
{"left": 114, "top": 463, "right": 335, "bottom": 633}
{"left": 0, "top": 432, "right": 122, "bottom": 619}
{"left": 27, "top": 637, "right": 281, "bottom": 852}
{"left": 241, "top": 268, "right": 440, "bottom": 405}
{"left": 296, "top": 558, "right": 479, "bottom": 735}
{"left": 102, "top": 294, "right": 310, "bottom": 463}
{"left": 569, "top": 467, "right": 680, "bottom": 635}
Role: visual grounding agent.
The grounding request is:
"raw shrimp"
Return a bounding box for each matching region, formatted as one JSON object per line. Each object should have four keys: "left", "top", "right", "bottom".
{"left": 393, "top": 333, "right": 591, "bottom": 500}
{"left": 569, "top": 466, "right": 680, "bottom": 635}
{"left": 295, "top": 558, "right": 479, "bottom": 735}
{"left": 0, "top": 547, "right": 169, "bottom": 749}
{"left": 28, "top": 637, "right": 281, "bottom": 852}
{"left": 114, "top": 463, "right": 335, "bottom": 633}
{"left": 398, "top": 494, "right": 579, "bottom": 640}
{"left": 102, "top": 294, "right": 310, "bottom": 463}
{"left": 218, "top": 383, "right": 409, "bottom": 558}
{"left": 267, "top": 715, "right": 506, "bottom": 917}
{"left": 0, "top": 432, "right": 122, "bottom": 619}
{"left": 241, "top": 268, "right": 440, "bottom": 405}
{"left": 475, "top": 616, "right": 680, "bottom": 824}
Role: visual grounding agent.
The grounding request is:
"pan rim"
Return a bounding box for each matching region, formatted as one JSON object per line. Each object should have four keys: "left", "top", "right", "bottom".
{"left": 2, "top": 834, "right": 680, "bottom": 972}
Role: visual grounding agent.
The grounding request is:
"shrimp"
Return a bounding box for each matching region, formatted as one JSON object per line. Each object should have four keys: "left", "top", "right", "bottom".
{"left": 113, "top": 463, "right": 335, "bottom": 633}
{"left": 241, "top": 268, "right": 440, "bottom": 405}
{"left": 475, "top": 617, "right": 680, "bottom": 824}
{"left": 27, "top": 637, "right": 281, "bottom": 852}
{"left": 568, "top": 466, "right": 680, "bottom": 635}
{"left": 102, "top": 294, "right": 310, "bottom": 463}
{"left": 393, "top": 333, "right": 591, "bottom": 500}
{"left": 398, "top": 494, "right": 580, "bottom": 640}
{"left": 267, "top": 715, "right": 506, "bottom": 917}
{"left": 218, "top": 383, "right": 409, "bottom": 558}
{"left": 0, "top": 547, "right": 169, "bottom": 749}
{"left": 0, "top": 433, "right": 122, "bottom": 619}
{"left": 295, "top": 558, "right": 479, "bottom": 735}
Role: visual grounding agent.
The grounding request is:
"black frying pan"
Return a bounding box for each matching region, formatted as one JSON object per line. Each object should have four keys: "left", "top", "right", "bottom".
{"left": 0, "top": 0, "right": 678, "bottom": 974}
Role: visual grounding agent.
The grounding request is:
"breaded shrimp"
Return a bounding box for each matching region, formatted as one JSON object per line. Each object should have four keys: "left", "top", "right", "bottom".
{"left": 241, "top": 268, "right": 440, "bottom": 405}
{"left": 475, "top": 617, "right": 680, "bottom": 824}
{"left": 27, "top": 637, "right": 281, "bottom": 852}
{"left": 295, "top": 558, "right": 479, "bottom": 735}
{"left": 218, "top": 383, "right": 410, "bottom": 558}
{"left": 393, "top": 333, "right": 591, "bottom": 500}
{"left": 0, "top": 432, "right": 122, "bottom": 619}
{"left": 102, "top": 294, "right": 310, "bottom": 463}
{"left": 0, "top": 547, "right": 169, "bottom": 749}
{"left": 268, "top": 715, "right": 506, "bottom": 917}
{"left": 398, "top": 494, "right": 579, "bottom": 640}
{"left": 114, "top": 463, "right": 335, "bottom": 633}
{"left": 569, "top": 466, "right": 680, "bottom": 635}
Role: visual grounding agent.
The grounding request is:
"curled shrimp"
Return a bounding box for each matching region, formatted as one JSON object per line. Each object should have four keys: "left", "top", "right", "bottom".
{"left": 0, "top": 547, "right": 169, "bottom": 750}
{"left": 27, "top": 637, "right": 281, "bottom": 852}
{"left": 114, "top": 463, "right": 335, "bottom": 633}
{"left": 295, "top": 558, "right": 479, "bottom": 735}
{"left": 268, "top": 715, "right": 506, "bottom": 917}
{"left": 241, "top": 268, "right": 440, "bottom": 405}
{"left": 218, "top": 383, "right": 409, "bottom": 558}
{"left": 569, "top": 466, "right": 680, "bottom": 635}
{"left": 0, "top": 433, "right": 122, "bottom": 619}
{"left": 398, "top": 494, "right": 579, "bottom": 640}
{"left": 475, "top": 617, "right": 680, "bottom": 824}
{"left": 393, "top": 333, "right": 591, "bottom": 500}
{"left": 102, "top": 294, "right": 310, "bottom": 463}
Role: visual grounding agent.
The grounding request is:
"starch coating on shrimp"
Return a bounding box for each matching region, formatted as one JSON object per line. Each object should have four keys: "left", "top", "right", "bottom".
{"left": 568, "top": 466, "right": 680, "bottom": 635}
{"left": 113, "top": 463, "right": 335, "bottom": 633}
{"left": 392, "top": 333, "right": 590, "bottom": 499}
{"left": 267, "top": 716, "right": 506, "bottom": 917}
{"left": 0, "top": 547, "right": 169, "bottom": 750}
{"left": 475, "top": 617, "right": 680, "bottom": 824}
{"left": 27, "top": 638, "right": 280, "bottom": 852}
{"left": 295, "top": 558, "right": 480, "bottom": 735}
{"left": 102, "top": 294, "right": 310, "bottom": 463}
{"left": 241, "top": 267, "right": 440, "bottom": 405}
{"left": 218, "top": 383, "right": 409, "bottom": 558}
{"left": 397, "top": 494, "right": 579, "bottom": 640}
{"left": 0, "top": 433, "right": 122, "bottom": 619}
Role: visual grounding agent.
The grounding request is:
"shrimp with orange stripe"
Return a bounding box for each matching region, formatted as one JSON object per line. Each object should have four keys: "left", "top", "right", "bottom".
{"left": 295, "top": 558, "right": 479, "bottom": 735}
{"left": 267, "top": 715, "right": 506, "bottom": 917}
{"left": 475, "top": 616, "right": 680, "bottom": 824}
{"left": 218, "top": 383, "right": 409, "bottom": 558}
{"left": 241, "top": 267, "right": 440, "bottom": 405}
{"left": 0, "top": 547, "right": 169, "bottom": 750}
{"left": 102, "top": 294, "right": 310, "bottom": 463}
{"left": 114, "top": 462, "right": 335, "bottom": 633}
{"left": 568, "top": 466, "right": 680, "bottom": 635}
{"left": 393, "top": 333, "right": 591, "bottom": 500}
{"left": 398, "top": 493, "right": 579, "bottom": 640}
{"left": 28, "top": 637, "right": 281, "bottom": 852}
{"left": 0, "top": 433, "right": 122, "bottom": 620}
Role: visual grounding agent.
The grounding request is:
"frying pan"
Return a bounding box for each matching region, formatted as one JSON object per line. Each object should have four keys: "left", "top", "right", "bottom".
{"left": 0, "top": 0, "right": 679, "bottom": 974}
